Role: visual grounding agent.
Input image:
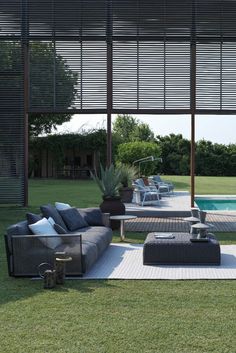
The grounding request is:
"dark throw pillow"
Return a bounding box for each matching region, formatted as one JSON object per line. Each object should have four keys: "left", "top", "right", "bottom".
{"left": 26, "top": 212, "right": 42, "bottom": 225}
{"left": 7, "top": 220, "right": 32, "bottom": 236}
{"left": 40, "top": 204, "right": 67, "bottom": 230}
{"left": 78, "top": 208, "right": 104, "bottom": 226}
{"left": 53, "top": 224, "right": 72, "bottom": 244}
{"left": 53, "top": 223, "right": 67, "bottom": 234}
{"left": 59, "top": 207, "right": 88, "bottom": 231}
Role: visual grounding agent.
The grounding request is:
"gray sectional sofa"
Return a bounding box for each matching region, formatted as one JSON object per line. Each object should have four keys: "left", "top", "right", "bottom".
{"left": 5, "top": 205, "right": 112, "bottom": 277}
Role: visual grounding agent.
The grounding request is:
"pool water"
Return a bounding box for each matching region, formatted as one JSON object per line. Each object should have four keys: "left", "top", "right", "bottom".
{"left": 195, "top": 198, "right": 236, "bottom": 211}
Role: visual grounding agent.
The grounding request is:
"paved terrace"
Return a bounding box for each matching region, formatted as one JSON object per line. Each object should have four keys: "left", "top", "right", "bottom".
{"left": 125, "top": 192, "right": 236, "bottom": 232}
{"left": 125, "top": 191, "right": 192, "bottom": 218}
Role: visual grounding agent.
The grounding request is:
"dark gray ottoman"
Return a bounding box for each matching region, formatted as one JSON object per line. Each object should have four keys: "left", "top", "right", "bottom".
{"left": 143, "top": 233, "right": 221, "bottom": 265}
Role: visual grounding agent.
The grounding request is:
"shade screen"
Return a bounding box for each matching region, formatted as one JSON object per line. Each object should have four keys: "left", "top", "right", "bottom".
{"left": 1, "top": 0, "right": 236, "bottom": 204}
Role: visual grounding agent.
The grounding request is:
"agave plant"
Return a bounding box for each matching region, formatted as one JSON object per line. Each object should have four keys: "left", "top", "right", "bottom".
{"left": 118, "top": 163, "right": 139, "bottom": 188}
{"left": 91, "top": 164, "right": 122, "bottom": 199}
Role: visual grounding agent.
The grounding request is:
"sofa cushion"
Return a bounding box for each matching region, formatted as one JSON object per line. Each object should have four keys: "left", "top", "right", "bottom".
{"left": 59, "top": 207, "right": 88, "bottom": 231}
{"left": 56, "top": 240, "right": 98, "bottom": 274}
{"left": 71, "top": 226, "right": 112, "bottom": 255}
{"left": 29, "top": 217, "right": 62, "bottom": 250}
{"left": 81, "top": 241, "right": 98, "bottom": 273}
{"left": 40, "top": 204, "right": 67, "bottom": 230}
{"left": 82, "top": 240, "right": 99, "bottom": 273}
{"left": 26, "top": 213, "right": 42, "bottom": 225}
{"left": 79, "top": 208, "right": 104, "bottom": 226}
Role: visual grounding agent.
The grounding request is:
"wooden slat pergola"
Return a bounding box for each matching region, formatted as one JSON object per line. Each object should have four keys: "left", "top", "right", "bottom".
{"left": 0, "top": 0, "right": 236, "bottom": 206}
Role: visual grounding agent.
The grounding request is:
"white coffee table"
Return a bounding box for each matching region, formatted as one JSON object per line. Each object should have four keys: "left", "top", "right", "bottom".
{"left": 109, "top": 215, "right": 137, "bottom": 241}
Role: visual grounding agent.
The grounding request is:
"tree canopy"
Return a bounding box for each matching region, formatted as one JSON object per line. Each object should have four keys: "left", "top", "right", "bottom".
{"left": 113, "top": 114, "right": 154, "bottom": 143}
{"left": 29, "top": 42, "right": 78, "bottom": 136}
{"left": 0, "top": 41, "right": 78, "bottom": 136}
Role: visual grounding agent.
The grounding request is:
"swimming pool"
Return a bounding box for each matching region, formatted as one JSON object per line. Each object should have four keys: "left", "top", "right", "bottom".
{"left": 195, "top": 197, "right": 236, "bottom": 211}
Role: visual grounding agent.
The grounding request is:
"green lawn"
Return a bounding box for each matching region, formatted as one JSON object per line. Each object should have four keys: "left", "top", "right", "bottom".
{"left": 0, "top": 177, "right": 236, "bottom": 353}
{"left": 163, "top": 175, "right": 236, "bottom": 195}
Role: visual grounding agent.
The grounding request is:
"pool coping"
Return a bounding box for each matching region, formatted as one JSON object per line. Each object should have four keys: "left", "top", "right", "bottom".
{"left": 195, "top": 195, "right": 236, "bottom": 199}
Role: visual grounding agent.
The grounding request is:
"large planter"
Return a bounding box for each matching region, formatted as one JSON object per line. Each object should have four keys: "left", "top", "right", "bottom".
{"left": 119, "top": 187, "right": 134, "bottom": 203}
{"left": 100, "top": 196, "right": 125, "bottom": 230}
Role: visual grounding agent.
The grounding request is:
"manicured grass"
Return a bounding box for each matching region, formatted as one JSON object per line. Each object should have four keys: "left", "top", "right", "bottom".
{"left": 0, "top": 178, "right": 236, "bottom": 353}
{"left": 29, "top": 178, "right": 102, "bottom": 209}
{"left": 0, "top": 279, "right": 235, "bottom": 353}
{"left": 164, "top": 175, "right": 236, "bottom": 195}
{"left": 28, "top": 176, "right": 236, "bottom": 208}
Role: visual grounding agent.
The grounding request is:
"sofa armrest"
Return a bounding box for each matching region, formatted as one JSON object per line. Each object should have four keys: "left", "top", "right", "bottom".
{"left": 9, "top": 234, "right": 82, "bottom": 277}
{"left": 11, "top": 234, "right": 81, "bottom": 239}
{"left": 102, "top": 213, "right": 110, "bottom": 227}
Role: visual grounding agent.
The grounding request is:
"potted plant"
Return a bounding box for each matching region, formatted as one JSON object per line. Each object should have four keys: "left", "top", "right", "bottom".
{"left": 91, "top": 164, "right": 125, "bottom": 228}
{"left": 118, "top": 163, "right": 138, "bottom": 203}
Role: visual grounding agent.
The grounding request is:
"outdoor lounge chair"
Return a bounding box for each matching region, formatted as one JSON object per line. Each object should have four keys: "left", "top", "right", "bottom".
{"left": 148, "top": 177, "right": 171, "bottom": 196}
{"left": 132, "top": 178, "right": 160, "bottom": 206}
{"left": 149, "top": 175, "right": 174, "bottom": 194}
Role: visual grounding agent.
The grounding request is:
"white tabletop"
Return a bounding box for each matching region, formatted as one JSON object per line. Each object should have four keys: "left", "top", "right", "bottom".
{"left": 110, "top": 215, "right": 137, "bottom": 221}
{"left": 191, "top": 223, "right": 210, "bottom": 229}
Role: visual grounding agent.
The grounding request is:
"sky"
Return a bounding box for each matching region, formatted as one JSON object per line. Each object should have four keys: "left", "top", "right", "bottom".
{"left": 57, "top": 114, "right": 236, "bottom": 145}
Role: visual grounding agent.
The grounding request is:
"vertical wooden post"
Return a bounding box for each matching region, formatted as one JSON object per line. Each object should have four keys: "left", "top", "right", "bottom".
{"left": 106, "top": 0, "right": 112, "bottom": 167}
{"left": 190, "top": 113, "right": 195, "bottom": 207}
{"left": 190, "top": 0, "right": 196, "bottom": 208}
{"left": 107, "top": 112, "right": 112, "bottom": 167}
{"left": 22, "top": 0, "right": 29, "bottom": 207}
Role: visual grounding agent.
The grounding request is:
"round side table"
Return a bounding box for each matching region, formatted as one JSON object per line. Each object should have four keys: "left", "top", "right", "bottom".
{"left": 191, "top": 223, "right": 210, "bottom": 238}
{"left": 109, "top": 215, "right": 137, "bottom": 241}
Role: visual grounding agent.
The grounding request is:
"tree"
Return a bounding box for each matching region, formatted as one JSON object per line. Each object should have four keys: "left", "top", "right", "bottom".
{"left": 0, "top": 41, "right": 78, "bottom": 136}
{"left": 132, "top": 123, "right": 155, "bottom": 142}
{"left": 227, "top": 144, "right": 236, "bottom": 176}
{"left": 113, "top": 115, "right": 154, "bottom": 143}
{"left": 155, "top": 134, "right": 236, "bottom": 176}
{"left": 156, "top": 134, "right": 190, "bottom": 175}
{"left": 195, "top": 140, "right": 236, "bottom": 176}
{"left": 113, "top": 115, "right": 138, "bottom": 142}
{"left": 29, "top": 42, "right": 78, "bottom": 136}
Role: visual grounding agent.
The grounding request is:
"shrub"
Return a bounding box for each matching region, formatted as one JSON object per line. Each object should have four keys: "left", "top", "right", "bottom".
{"left": 116, "top": 141, "right": 161, "bottom": 176}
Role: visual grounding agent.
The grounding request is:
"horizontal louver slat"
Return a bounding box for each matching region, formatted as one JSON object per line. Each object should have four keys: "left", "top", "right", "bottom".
{"left": 139, "top": 42, "right": 164, "bottom": 109}
{"left": 222, "top": 42, "right": 236, "bottom": 109}
{"left": 196, "top": 43, "right": 221, "bottom": 109}
{"left": 0, "top": 0, "right": 21, "bottom": 36}
{"left": 113, "top": 41, "right": 138, "bottom": 109}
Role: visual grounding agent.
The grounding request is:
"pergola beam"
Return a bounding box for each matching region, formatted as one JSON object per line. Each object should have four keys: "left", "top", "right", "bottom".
{"left": 28, "top": 108, "right": 236, "bottom": 115}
